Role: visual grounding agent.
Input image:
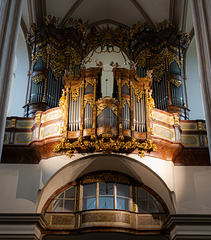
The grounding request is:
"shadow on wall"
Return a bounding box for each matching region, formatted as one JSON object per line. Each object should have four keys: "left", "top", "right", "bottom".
{"left": 36, "top": 154, "right": 175, "bottom": 214}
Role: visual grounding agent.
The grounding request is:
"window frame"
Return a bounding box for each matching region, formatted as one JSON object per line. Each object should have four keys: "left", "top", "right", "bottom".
{"left": 82, "top": 182, "right": 132, "bottom": 211}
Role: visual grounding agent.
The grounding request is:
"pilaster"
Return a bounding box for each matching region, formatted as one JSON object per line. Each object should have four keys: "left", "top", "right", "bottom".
{"left": 191, "top": 0, "right": 211, "bottom": 162}
{"left": 0, "top": 0, "right": 24, "bottom": 160}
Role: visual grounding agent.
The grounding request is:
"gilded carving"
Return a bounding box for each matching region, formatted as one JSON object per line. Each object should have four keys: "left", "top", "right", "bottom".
{"left": 97, "top": 101, "right": 118, "bottom": 116}
{"left": 120, "top": 79, "right": 130, "bottom": 88}
{"left": 133, "top": 87, "right": 144, "bottom": 102}
{"left": 71, "top": 85, "right": 82, "bottom": 102}
{"left": 197, "top": 122, "right": 203, "bottom": 131}
{"left": 148, "top": 89, "right": 155, "bottom": 117}
{"left": 84, "top": 96, "right": 94, "bottom": 107}
{"left": 121, "top": 98, "right": 130, "bottom": 108}
{"left": 169, "top": 78, "right": 182, "bottom": 87}
{"left": 173, "top": 114, "right": 179, "bottom": 125}
{"left": 54, "top": 136, "right": 157, "bottom": 158}
{"left": 82, "top": 172, "right": 131, "bottom": 185}
{"left": 85, "top": 78, "right": 95, "bottom": 88}
{"left": 11, "top": 119, "right": 16, "bottom": 128}
{"left": 32, "top": 75, "right": 46, "bottom": 84}
{"left": 59, "top": 90, "right": 66, "bottom": 118}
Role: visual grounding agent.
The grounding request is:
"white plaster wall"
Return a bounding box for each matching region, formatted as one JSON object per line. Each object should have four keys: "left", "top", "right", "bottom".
{"left": 186, "top": 38, "right": 205, "bottom": 120}
{"left": 0, "top": 164, "right": 40, "bottom": 213}
{"left": 85, "top": 47, "right": 129, "bottom": 98}
{"left": 8, "top": 29, "right": 29, "bottom": 117}
{"left": 37, "top": 154, "right": 175, "bottom": 214}
{"left": 174, "top": 166, "right": 211, "bottom": 214}
{"left": 1, "top": 154, "right": 211, "bottom": 215}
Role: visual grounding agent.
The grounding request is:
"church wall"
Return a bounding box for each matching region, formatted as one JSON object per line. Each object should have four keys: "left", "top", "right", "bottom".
{"left": 8, "top": 30, "right": 29, "bottom": 117}
{"left": 186, "top": 38, "right": 205, "bottom": 120}
{"left": 37, "top": 154, "right": 176, "bottom": 214}
{"left": 174, "top": 166, "right": 211, "bottom": 214}
{"left": 1, "top": 155, "right": 211, "bottom": 216}
{"left": 0, "top": 164, "right": 40, "bottom": 213}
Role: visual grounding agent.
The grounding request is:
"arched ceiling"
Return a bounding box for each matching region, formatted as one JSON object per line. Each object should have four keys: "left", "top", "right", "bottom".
{"left": 21, "top": 0, "right": 194, "bottom": 39}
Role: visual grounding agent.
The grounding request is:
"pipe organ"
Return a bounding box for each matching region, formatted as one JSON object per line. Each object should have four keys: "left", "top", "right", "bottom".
{"left": 55, "top": 67, "right": 156, "bottom": 157}
{"left": 24, "top": 17, "right": 191, "bottom": 156}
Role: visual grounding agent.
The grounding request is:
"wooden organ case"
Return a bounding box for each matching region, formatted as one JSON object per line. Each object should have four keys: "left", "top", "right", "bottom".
{"left": 55, "top": 67, "right": 157, "bottom": 157}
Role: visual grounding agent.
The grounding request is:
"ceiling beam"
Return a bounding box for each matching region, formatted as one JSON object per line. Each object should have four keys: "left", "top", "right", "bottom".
{"left": 189, "top": 27, "right": 194, "bottom": 43}
{"left": 35, "top": 0, "right": 46, "bottom": 27}
{"left": 169, "top": 0, "right": 183, "bottom": 29}
{"left": 130, "top": 0, "right": 156, "bottom": 31}
{"left": 59, "top": 0, "right": 84, "bottom": 28}
{"left": 20, "top": 17, "right": 28, "bottom": 38}
{"left": 88, "top": 19, "right": 130, "bottom": 30}
{"left": 27, "top": 0, "right": 37, "bottom": 24}
{"left": 27, "top": 0, "right": 46, "bottom": 27}
{"left": 181, "top": 0, "right": 188, "bottom": 31}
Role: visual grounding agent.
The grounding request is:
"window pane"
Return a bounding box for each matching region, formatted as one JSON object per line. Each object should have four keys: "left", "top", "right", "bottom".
{"left": 65, "top": 187, "right": 75, "bottom": 198}
{"left": 138, "top": 201, "right": 148, "bottom": 213}
{"left": 99, "top": 182, "right": 114, "bottom": 195}
{"left": 149, "top": 193, "right": 156, "bottom": 202}
{"left": 57, "top": 192, "right": 64, "bottom": 199}
{"left": 117, "top": 197, "right": 129, "bottom": 210}
{"left": 64, "top": 200, "right": 75, "bottom": 212}
{"left": 83, "top": 183, "right": 96, "bottom": 197}
{"left": 117, "top": 183, "right": 130, "bottom": 197}
{"left": 149, "top": 201, "right": 164, "bottom": 213}
{"left": 83, "top": 197, "right": 96, "bottom": 210}
{"left": 99, "top": 196, "right": 114, "bottom": 209}
{"left": 138, "top": 188, "right": 148, "bottom": 201}
{"left": 53, "top": 199, "right": 63, "bottom": 212}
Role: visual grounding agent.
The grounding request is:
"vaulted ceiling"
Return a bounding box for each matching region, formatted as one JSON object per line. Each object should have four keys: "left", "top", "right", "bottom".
{"left": 21, "top": 0, "right": 194, "bottom": 41}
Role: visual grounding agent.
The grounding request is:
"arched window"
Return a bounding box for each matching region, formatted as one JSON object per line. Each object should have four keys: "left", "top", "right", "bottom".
{"left": 46, "top": 173, "right": 165, "bottom": 214}
{"left": 137, "top": 187, "right": 164, "bottom": 213}
{"left": 82, "top": 182, "right": 131, "bottom": 210}
{"left": 47, "top": 186, "right": 75, "bottom": 212}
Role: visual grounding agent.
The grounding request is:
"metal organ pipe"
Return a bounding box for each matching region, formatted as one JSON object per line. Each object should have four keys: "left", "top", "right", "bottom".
{"left": 132, "top": 89, "right": 146, "bottom": 132}
{"left": 78, "top": 88, "right": 81, "bottom": 130}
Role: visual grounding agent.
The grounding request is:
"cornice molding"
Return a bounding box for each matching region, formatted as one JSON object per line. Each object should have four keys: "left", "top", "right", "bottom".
{"left": 164, "top": 214, "right": 211, "bottom": 229}
{"left": 0, "top": 213, "right": 47, "bottom": 229}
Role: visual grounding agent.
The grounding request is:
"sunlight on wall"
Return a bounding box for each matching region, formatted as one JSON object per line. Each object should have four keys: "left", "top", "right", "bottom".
{"left": 186, "top": 38, "right": 205, "bottom": 120}
{"left": 8, "top": 28, "right": 29, "bottom": 117}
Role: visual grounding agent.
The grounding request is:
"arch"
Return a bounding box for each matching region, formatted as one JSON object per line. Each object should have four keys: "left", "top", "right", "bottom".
{"left": 36, "top": 154, "right": 175, "bottom": 214}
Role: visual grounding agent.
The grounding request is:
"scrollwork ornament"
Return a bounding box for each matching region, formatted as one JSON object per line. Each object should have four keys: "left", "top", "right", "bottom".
{"left": 121, "top": 98, "right": 130, "bottom": 108}
{"left": 54, "top": 136, "right": 157, "bottom": 158}
{"left": 169, "top": 78, "right": 182, "bottom": 87}
{"left": 84, "top": 96, "right": 94, "bottom": 107}
{"left": 71, "top": 84, "right": 82, "bottom": 102}
{"left": 32, "top": 75, "right": 46, "bottom": 84}
{"left": 59, "top": 90, "right": 66, "bottom": 118}
{"left": 85, "top": 78, "right": 95, "bottom": 88}
{"left": 148, "top": 89, "right": 155, "bottom": 117}
{"left": 97, "top": 102, "right": 118, "bottom": 116}
{"left": 120, "top": 79, "right": 130, "bottom": 88}
{"left": 133, "top": 87, "right": 144, "bottom": 102}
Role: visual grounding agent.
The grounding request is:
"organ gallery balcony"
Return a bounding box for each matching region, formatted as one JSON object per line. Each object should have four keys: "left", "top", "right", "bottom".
{"left": 2, "top": 66, "right": 209, "bottom": 165}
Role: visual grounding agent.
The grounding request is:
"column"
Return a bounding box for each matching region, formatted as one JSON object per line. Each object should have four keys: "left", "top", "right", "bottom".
{"left": 191, "top": 0, "right": 211, "bottom": 161}
{"left": 0, "top": 0, "right": 24, "bottom": 160}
